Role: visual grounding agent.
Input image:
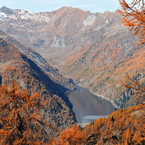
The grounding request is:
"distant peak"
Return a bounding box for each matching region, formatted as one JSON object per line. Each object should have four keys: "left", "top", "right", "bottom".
{"left": 59, "top": 6, "right": 85, "bottom": 12}
{"left": 58, "top": 6, "right": 73, "bottom": 11}
{"left": 0, "top": 6, "right": 14, "bottom": 14}
{"left": 62, "top": 6, "right": 73, "bottom": 9}
{"left": 1, "top": 6, "right": 8, "bottom": 9}
{"left": 0, "top": 6, "right": 11, "bottom": 11}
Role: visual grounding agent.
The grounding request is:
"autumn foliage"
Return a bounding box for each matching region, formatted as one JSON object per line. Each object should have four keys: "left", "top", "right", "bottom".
{"left": 50, "top": 124, "right": 87, "bottom": 145}
{"left": 49, "top": 104, "right": 145, "bottom": 145}
{"left": 0, "top": 81, "right": 48, "bottom": 145}
{"left": 122, "top": 74, "right": 145, "bottom": 99}
{"left": 119, "top": 0, "right": 145, "bottom": 44}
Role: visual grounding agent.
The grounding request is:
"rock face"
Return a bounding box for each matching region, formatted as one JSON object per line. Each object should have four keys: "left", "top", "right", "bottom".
{"left": 0, "top": 31, "right": 76, "bottom": 137}
{"left": 0, "top": 6, "right": 145, "bottom": 108}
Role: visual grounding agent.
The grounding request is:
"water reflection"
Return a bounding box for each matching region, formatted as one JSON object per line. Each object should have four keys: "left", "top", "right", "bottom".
{"left": 83, "top": 115, "right": 108, "bottom": 123}
{"left": 67, "top": 86, "right": 116, "bottom": 123}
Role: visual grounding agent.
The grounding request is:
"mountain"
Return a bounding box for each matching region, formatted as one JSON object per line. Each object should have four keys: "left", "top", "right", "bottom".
{"left": 0, "top": 30, "right": 76, "bottom": 138}
{"left": 0, "top": 6, "right": 145, "bottom": 109}
{"left": 0, "top": 30, "right": 76, "bottom": 90}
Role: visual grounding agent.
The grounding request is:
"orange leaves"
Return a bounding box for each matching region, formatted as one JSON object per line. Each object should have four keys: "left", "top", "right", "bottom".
{"left": 122, "top": 19, "right": 136, "bottom": 27}
{"left": 0, "top": 81, "right": 49, "bottom": 145}
{"left": 123, "top": 128, "right": 133, "bottom": 145}
{"left": 50, "top": 104, "right": 145, "bottom": 144}
{"left": 0, "top": 129, "right": 7, "bottom": 136}
{"left": 120, "top": 0, "right": 130, "bottom": 9}
{"left": 54, "top": 124, "right": 87, "bottom": 145}
{"left": 119, "top": 0, "right": 145, "bottom": 44}
{"left": 4, "top": 65, "right": 19, "bottom": 71}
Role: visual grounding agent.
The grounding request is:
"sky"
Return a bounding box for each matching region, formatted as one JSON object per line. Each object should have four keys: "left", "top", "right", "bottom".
{"left": 0, "top": 0, "right": 132, "bottom": 13}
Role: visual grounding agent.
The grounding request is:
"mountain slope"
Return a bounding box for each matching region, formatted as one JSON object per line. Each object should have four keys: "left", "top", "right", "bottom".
{"left": 0, "top": 6, "right": 145, "bottom": 108}
{"left": 0, "top": 30, "right": 76, "bottom": 90}
{"left": 53, "top": 104, "right": 145, "bottom": 145}
{"left": 0, "top": 32, "right": 76, "bottom": 138}
{"left": 60, "top": 35, "right": 145, "bottom": 109}
{"left": 1, "top": 7, "right": 123, "bottom": 63}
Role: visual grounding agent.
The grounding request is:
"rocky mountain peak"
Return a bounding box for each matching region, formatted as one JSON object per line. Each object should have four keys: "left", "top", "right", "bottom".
{"left": 0, "top": 6, "right": 14, "bottom": 15}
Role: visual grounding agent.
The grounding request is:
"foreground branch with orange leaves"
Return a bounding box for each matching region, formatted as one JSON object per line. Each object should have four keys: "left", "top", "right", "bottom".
{"left": 119, "top": 0, "right": 145, "bottom": 44}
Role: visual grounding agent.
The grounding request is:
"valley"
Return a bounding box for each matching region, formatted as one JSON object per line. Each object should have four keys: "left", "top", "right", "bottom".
{"left": 0, "top": 6, "right": 145, "bottom": 109}
{"left": 0, "top": 3, "right": 145, "bottom": 144}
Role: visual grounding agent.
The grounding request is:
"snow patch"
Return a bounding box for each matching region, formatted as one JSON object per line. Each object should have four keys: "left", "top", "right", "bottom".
{"left": 11, "top": 9, "right": 50, "bottom": 23}
{"left": 0, "top": 9, "right": 51, "bottom": 23}
{"left": 0, "top": 12, "right": 7, "bottom": 19}
{"left": 105, "top": 20, "right": 109, "bottom": 24}
{"left": 51, "top": 36, "right": 67, "bottom": 49}
{"left": 8, "top": 15, "right": 17, "bottom": 19}
{"left": 83, "top": 14, "right": 96, "bottom": 26}
{"left": 20, "top": 12, "right": 50, "bottom": 22}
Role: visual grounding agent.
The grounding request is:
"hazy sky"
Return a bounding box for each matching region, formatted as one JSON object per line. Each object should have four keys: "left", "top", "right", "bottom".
{"left": 0, "top": 0, "right": 132, "bottom": 13}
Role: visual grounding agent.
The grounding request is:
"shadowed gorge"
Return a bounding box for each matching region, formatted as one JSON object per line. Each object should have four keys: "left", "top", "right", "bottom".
{"left": 0, "top": 32, "right": 76, "bottom": 139}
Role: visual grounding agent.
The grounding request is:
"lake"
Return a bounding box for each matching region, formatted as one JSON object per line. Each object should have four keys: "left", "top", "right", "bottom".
{"left": 67, "top": 86, "right": 116, "bottom": 123}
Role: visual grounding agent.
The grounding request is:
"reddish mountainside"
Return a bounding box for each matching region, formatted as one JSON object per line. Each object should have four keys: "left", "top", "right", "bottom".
{"left": 61, "top": 36, "right": 145, "bottom": 109}
{"left": 0, "top": 6, "right": 145, "bottom": 108}
{"left": 0, "top": 32, "right": 76, "bottom": 138}
{"left": 0, "top": 30, "right": 76, "bottom": 90}
{"left": 52, "top": 104, "right": 145, "bottom": 145}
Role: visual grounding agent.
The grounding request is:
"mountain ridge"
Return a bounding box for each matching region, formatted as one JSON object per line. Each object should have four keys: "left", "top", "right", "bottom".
{"left": 0, "top": 6, "right": 145, "bottom": 109}
{"left": 0, "top": 30, "right": 76, "bottom": 90}
{"left": 0, "top": 31, "right": 77, "bottom": 138}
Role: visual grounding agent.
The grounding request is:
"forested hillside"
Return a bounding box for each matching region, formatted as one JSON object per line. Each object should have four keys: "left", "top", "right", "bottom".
{"left": 51, "top": 104, "right": 145, "bottom": 145}
{"left": 50, "top": 0, "right": 145, "bottom": 144}
{"left": 0, "top": 32, "right": 76, "bottom": 141}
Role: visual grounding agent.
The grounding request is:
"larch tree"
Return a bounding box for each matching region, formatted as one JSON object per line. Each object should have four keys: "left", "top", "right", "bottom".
{"left": 0, "top": 81, "right": 49, "bottom": 145}
{"left": 119, "top": 0, "right": 145, "bottom": 103}
{"left": 119, "top": 2, "right": 145, "bottom": 144}
{"left": 119, "top": 0, "right": 145, "bottom": 44}
{"left": 50, "top": 124, "right": 87, "bottom": 145}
